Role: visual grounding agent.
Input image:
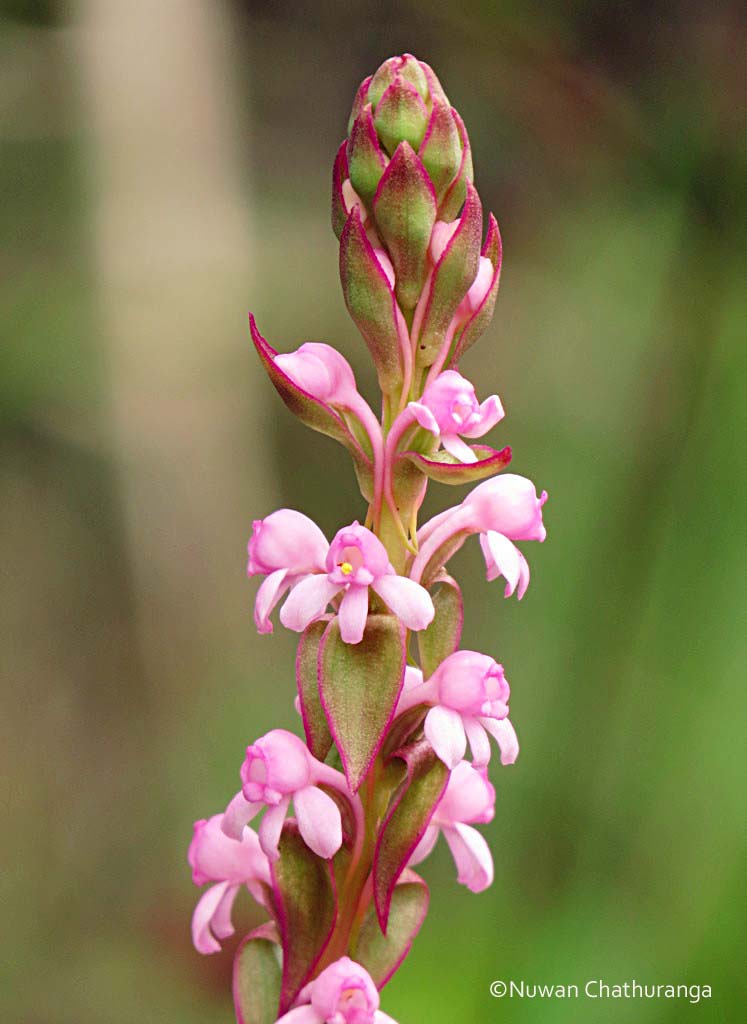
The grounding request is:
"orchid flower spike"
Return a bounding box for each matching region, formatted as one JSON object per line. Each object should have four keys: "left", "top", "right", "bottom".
{"left": 280, "top": 521, "right": 434, "bottom": 644}
{"left": 221, "top": 729, "right": 352, "bottom": 861}
{"left": 409, "top": 761, "right": 495, "bottom": 892}
{"left": 408, "top": 370, "right": 504, "bottom": 464}
{"left": 397, "top": 652, "right": 519, "bottom": 768}
{"left": 188, "top": 815, "right": 271, "bottom": 954}
{"left": 412, "top": 473, "right": 547, "bottom": 596}
{"left": 276, "top": 957, "right": 398, "bottom": 1024}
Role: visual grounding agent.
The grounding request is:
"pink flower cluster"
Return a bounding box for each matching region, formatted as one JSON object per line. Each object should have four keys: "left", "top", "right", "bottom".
{"left": 187, "top": 53, "right": 549, "bottom": 1024}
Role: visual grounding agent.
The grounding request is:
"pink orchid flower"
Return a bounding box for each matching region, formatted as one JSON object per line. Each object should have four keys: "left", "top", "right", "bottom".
{"left": 279, "top": 521, "right": 434, "bottom": 644}
{"left": 412, "top": 473, "right": 547, "bottom": 597}
{"left": 248, "top": 509, "right": 329, "bottom": 634}
{"left": 188, "top": 814, "right": 271, "bottom": 954}
{"left": 407, "top": 369, "right": 504, "bottom": 463}
{"left": 276, "top": 957, "right": 398, "bottom": 1024}
{"left": 408, "top": 760, "right": 495, "bottom": 893}
{"left": 221, "top": 729, "right": 358, "bottom": 862}
{"left": 396, "top": 651, "right": 519, "bottom": 769}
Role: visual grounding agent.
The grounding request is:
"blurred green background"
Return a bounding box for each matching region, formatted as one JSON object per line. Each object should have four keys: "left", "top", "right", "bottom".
{"left": 2, "top": 1, "right": 746, "bottom": 1021}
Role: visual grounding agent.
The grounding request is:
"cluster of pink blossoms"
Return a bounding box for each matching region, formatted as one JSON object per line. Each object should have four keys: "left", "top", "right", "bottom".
{"left": 189, "top": 55, "right": 547, "bottom": 1024}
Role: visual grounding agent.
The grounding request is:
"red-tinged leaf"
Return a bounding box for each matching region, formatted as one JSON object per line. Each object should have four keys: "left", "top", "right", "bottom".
{"left": 319, "top": 614, "right": 406, "bottom": 792}
{"left": 296, "top": 620, "right": 333, "bottom": 761}
{"left": 355, "top": 872, "right": 429, "bottom": 986}
{"left": 233, "top": 924, "right": 282, "bottom": 1024}
{"left": 399, "top": 444, "right": 512, "bottom": 485}
{"left": 249, "top": 315, "right": 374, "bottom": 500}
{"left": 439, "top": 110, "right": 474, "bottom": 221}
{"left": 373, "top": 78, "right": 429, "bottom": 156}
{"left": 373, "top": 737, "right": 449, "bottom": 930}
{"left": 417, "top": 574, "right": 464, "bottom": 679}
{"left": 449, "top": 214, "right": 503, "bottom": 366}
{"left": 331, "top": 140, "right": 349, "bottom": 240}
{"left": 419, "top": 98, "right": 462, "bottom": 203}
{"left": 272, "top": 822, "right": 337, "bottom": 1013}
{"left": 416, "top": 184, "right": 482, "bottom": 368}
{"left": 339, "top": 209, "right": 403, "bottom": 395}
{"left": 419, "top": 60, "right": 448, "bottom": 105}
{"left": 348, "top": 104, "right": 388, "bottom": 208}
{"left": 373, "top": 143, "right": 437, "bottom": 312}
{"left": 347, "top": 75, "right": 372, "bottom": 134}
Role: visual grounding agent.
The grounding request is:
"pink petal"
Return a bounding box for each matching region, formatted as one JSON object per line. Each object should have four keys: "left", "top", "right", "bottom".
{"left": 371, "top": 574, "right": 435, "bottom": 631}
{"left": 259, "top": 796, "right": 290, "bottom": 861}
{"left": 461, "top": 393, "right": 505, "bottom": 437}
{"left": 516, "top": 552, "right": 530, "bottom": 600}
{"left": 275, "top": 1006, "right": 323, "bottom": 1024}
{"left": 407, "top": 824, "right": 439, "bottom": 867}
{"left": 481, "top": 716, "right": 520, "bottom": 765}
{"left": 481, "top": 530, "right": 522, "bottom": 593}
{"left": 337, "top": 583, "right": 370, "bottom": 644}
{"left": 280, "top": 574, "right": 342, "bottom": 633}
{"left": 191, "top": 880, "right": 238, "bottom": 954}
{"left": 221, "top": 791, "right": 262, "bottom": 840}
{"left": 294, "top": 785, "right": 343, "bottom": 859}
{"left": 408, "top": 402, "right": 440, "bottom": 435}
{"left": 254, "top": 568, "right": 290, "bottom": 634}
{"left": 211, "top": 880, "right": 240, "bottom": 939}
{"left": 463, "top": 717, "right": 491, "bottom": 766}
{"left": 444, "top": 823, "right": 494, "bottom": 892}
{"left": 441, "top": 434, "right": 478, "bottom": 463}
{"left": 424, "top": 706, "right": 467, "bottom": 769}
{"left": 375, "top": 1014, "right": 401, "bottom": 1024}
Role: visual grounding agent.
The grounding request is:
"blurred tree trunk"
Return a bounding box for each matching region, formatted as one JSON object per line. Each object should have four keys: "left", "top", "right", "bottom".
{"left": 75, "top": 0, "right": 275, "bottom": 698}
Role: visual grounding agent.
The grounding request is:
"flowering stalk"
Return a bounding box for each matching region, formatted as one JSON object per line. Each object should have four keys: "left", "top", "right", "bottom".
{"left": 189, "top": 54, "right": 548, "bottom": 1024}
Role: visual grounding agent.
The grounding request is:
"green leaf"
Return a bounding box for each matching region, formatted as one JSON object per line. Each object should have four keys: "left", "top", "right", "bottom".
{"left": 250, "top": 315, "right": 373, "bottom": 500}
{"left": 373, "top": 79, "right": 429, "bottom": 157}
{"left": 355, "top": 872, "right": 429, "bottom": 986}
{"left": 272, "top": 823, "right": 337, "bottom": 1013}
{"left": 319, "top": 614, "right": 406, "bottom": 792}
{"left": 417, "top": 574, "right": 464, "bottom": 678}
{"left": 416, "top": 184, "right": 482, "bottom": 368}
{"left": 373, "top": 143, "right": 437, "bottom": 312}
{"left": 419, "top": 99, "right": 462, "bottom": 204}
{"left": 374, "top": 737, "right": 449, "bottom": 930}
{"left": 439, "top": 110, "right": 474, "bottom": 220}
{"left": 233, "top": 925, "right": 282, "bottom": 1024}
{"left": 348, "top": 104, "right": 388, "bottom": 208}
{"left": 400, "top": 444, "right": 512, "bottom": 485}
{"left": 296, "top": 620, "right": 333, "bottom": 761}
{"left": 339, "top": 209, "right": 404, "bottom": 395}
{"left": 449, "top": 214, "right": 502, "bottom": 365}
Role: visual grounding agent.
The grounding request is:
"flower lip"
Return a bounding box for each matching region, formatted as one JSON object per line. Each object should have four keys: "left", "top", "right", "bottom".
{"left": 240, "top": 730, "right": 311, "bottom": 804}
{"left": 434, "top": 651, "right": 510, "bottom": 718}
{"left": 326, "top": 522, "right": 389, "bottom": 585}
{"left": 310, "top": 956, "right": 380, "bottom": 1023}
{"left": 247, "top": 509, "right": 328, "bottom": 576}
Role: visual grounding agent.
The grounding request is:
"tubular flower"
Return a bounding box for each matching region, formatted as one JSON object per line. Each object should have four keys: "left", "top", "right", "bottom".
{"left": 280, "top": 521, "right": 434, "bottom": 644}
{"left": 412, "top": 473, "right": 548, "bottom": 595}
{"left": 408, "top": 761, "right": 495, "bottom": 892}
{"left": 188, "top": 815, "right": 271, "bottom": 954}
{"left": 276, "top": 957, "right": 398, "bottom": 1024}
{"left": 408, "top": 369, "right": 504, "bottom": 463}
{"left": 396, "top": 651, "right": 519, "bottom": 768}
{"left": 221, "top": 730, "right": 352, "bottom": 862}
